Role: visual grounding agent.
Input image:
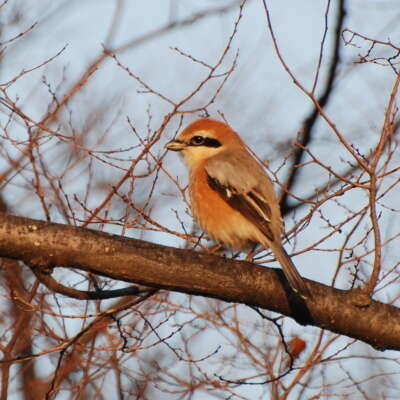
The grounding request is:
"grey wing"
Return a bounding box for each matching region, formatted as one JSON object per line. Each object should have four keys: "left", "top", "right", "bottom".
{"left": 205, "top": 151, "right": 275, "bottom": 241}
{"left": 206, "top": 152, "right": 311, "bottom": 298}
{"left": 205, "top": 150, "right": 266, "bottom": 193}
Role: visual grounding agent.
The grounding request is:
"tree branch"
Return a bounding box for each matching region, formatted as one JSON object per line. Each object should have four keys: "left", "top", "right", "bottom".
{"left": 0, "top": 212, "right": 399, "bottom": 351}
{"left": 280, "top": 0, "right": 346, "bottom": 213}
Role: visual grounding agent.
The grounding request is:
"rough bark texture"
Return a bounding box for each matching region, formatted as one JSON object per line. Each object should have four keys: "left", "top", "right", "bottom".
{"left": 0, "top": 212, "right": 399, "bottom": 351}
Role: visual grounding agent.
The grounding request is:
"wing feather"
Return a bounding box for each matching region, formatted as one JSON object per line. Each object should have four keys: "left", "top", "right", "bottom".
{"left": 207, "top": 175, "right": 274, "bottom": 241}
{"left": 205, "top": 154, "right": 311, "bottom": 298}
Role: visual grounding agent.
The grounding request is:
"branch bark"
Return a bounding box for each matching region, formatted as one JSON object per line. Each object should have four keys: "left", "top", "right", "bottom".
{"left": 0, "top": 212, "right": 399, "bottom": 351}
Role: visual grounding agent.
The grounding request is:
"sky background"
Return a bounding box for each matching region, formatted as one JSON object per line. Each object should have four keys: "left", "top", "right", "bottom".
{"left": 1, "top": 1, "right": 400, "bottom": 398}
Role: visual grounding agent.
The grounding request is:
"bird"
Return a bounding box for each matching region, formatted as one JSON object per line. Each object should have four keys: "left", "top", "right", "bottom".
{"left": 165, "top": 118, "right": 311, "bottom": 298}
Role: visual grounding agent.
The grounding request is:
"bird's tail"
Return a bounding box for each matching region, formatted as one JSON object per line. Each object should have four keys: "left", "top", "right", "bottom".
{"left": 269, "top": 242, "right": 312, "bottom": 299}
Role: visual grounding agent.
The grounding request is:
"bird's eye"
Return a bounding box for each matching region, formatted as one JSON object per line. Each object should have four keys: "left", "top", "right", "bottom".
{"left": 190, "top": 136, "right": 205, "bottom": 145}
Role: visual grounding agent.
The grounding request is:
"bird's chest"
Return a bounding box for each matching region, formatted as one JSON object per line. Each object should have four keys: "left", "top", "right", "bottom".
{"left": 188, "top": 168, "right": 254, "bottom": 248}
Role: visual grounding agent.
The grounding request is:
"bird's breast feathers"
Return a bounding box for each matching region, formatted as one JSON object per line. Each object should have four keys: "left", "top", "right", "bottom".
{"left": 189, "top": 160, "right": 282, "bottom": 249}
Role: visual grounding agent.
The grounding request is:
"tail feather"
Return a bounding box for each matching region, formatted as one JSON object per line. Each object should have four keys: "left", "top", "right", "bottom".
{"left": 269, "top": 242, "right": 311, "bottom": 299}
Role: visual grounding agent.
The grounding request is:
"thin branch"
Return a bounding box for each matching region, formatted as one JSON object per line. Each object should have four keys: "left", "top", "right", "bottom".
{"left": 267, "top": 0, "right": 347, "bottom": 212}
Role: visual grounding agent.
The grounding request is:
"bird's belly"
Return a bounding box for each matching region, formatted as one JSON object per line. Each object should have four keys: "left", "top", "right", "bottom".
{"left": 190, "top": 178, "right": 262, "bottom": 249}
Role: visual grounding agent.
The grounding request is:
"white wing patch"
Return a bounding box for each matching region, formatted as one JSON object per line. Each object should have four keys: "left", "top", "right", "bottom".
{"left": 243, "top": 192, "right": 271, "bottom": 223}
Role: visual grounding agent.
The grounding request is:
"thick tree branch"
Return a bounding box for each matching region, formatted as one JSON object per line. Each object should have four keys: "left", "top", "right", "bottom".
{"left": 0, "top": 212, "right": 399, "bottom": 351}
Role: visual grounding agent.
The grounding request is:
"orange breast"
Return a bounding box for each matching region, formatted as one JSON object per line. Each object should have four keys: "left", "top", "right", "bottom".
{"left": 189, "top": 165, "right": 261, "bottom": 249}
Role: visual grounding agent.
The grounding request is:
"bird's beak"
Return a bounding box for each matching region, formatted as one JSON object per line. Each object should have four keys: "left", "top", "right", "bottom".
{"left": 165, "top": 140, "right": 186, "bottom": 152}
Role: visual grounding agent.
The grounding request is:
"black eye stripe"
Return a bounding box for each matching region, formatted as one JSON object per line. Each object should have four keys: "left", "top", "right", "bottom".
{"left": 203, "top": 138, "right": 221, "bottom": 147}
{"left": 189, "top": 136, "right": 221, "bottom": 148}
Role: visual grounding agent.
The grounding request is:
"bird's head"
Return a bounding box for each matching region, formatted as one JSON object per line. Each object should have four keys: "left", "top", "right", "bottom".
{"left": 166, "top": 118, "right": 243, "bottom": 167}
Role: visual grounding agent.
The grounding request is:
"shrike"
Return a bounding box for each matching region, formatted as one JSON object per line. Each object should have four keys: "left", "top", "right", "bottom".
{"left": 166, "top": 118, "right": 310, "bottom": 298}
